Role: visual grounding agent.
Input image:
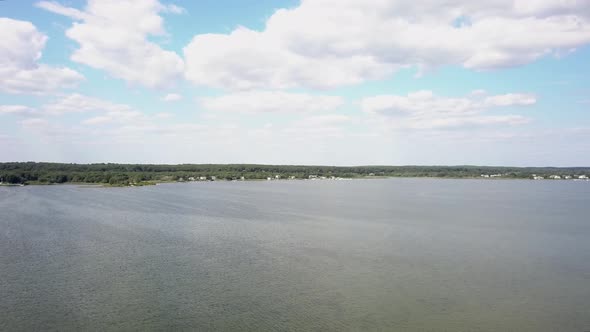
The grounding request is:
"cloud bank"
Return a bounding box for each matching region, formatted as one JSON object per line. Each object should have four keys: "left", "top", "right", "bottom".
{"left": 184, "top": 0, "right": 590, "bottom": 90}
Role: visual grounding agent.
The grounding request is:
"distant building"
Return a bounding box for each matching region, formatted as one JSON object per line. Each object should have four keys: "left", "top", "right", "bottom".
{"left": 210, "top": 176, "right": 216, "bottom": 181}
{"left": 267, "top": 177, "right": 272, "bottom": 181}
{"left": 565, "top": 176, "right": 572, "bottom": 179}
{"left": 549, "top": 175, "right": 562, "bottom": 180}
{"left": 579, "top": 175, "right": 589, "bottom": 179}
{"left": 188, "top": 177, "right": 195, "bottom": 181}
{"left": 533, "top": 176, "right": 544, "bottom": 180}
{"left": 199, "top": 176, "right": 207, "bottom": 181}
{"left": 275, "top": 175, "right": 280, "bottom": 179}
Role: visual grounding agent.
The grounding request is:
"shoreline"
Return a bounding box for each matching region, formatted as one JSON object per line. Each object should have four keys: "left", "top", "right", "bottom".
{"left": 3, "top": 163, "right": 588, "bottom": 187}
{"left": 3, "top": 176, "right": 589, "bottom": 188}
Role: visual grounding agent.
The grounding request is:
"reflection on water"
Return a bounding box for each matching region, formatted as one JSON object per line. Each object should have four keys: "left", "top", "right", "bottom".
{"left": 1, "top": 179, "right": 589, "bottom": 331}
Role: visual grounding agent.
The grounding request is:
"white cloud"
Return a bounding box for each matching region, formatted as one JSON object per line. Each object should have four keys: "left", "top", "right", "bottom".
{"left": 199, "top": 91, "right": 345, "bottom": 113}
{"left": 37, "top": 0, "right": 184, "bottom": 88}
{"left": 35, "top": 1, "right": 87, "bottom": 20}
{"left": 413, "top": 115, "right": 530, "bottom": 129}
{"left": 30, "top": 93, "right": 146, "bottom": 125}
{"left": 21, "top": 118, "right": 50, "bottom": 129}
{"left": 9, "top": 92, "right": 589, "bottom": 165}
{"left": 154, "top": 112, "right": 173, "bottom": 119}
{"left": 281, "top": 114, "right": 352, "bottom": 139}
{"left": 184, "top": 0, "right": 590, "bottom": 90}
{"left": 20, "top": 117, "right": 90, "bottom": 142}
{"left": 81, "top": 111, "right": 143, "bottom": 125}
{"left": 163, "top": 4, "right": 185, "bottom": 14}
{"left": 9, "top": 94, "right": 169, "bottom": 128}
{"left": 298, "top": 114, "right": 351, "bottom": 126}
{"left": 0, "top": 105, "right": 37, "bottom": 116}
{"left": 362, "top": 90, "right": 535, "bottom": 129}
{"left": 484, "top": 93, "right": 537, "bottom": 107}
{"left": 2, "top": 94, "right": 134, "bottom": 121}
{"left": 162, "top": 93, "right": 182, "bottom": 102}
{"left": 42, "top": 93, "right": 133, "bottom": 115}
{"left": 184, "top": 27, "right": 389, "bottom": 90}
{"left": 0, "top": 18, "right": 83, "bottom": 94}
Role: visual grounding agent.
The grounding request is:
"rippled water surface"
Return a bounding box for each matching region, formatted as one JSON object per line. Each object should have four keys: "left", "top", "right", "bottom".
{"left": 1, "top": 179, "right": 589, "bottom": 331}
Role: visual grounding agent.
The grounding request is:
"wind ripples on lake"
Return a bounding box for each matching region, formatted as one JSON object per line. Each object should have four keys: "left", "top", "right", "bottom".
{"left": 0, "top": 179, "right": 589, "bottom": 331}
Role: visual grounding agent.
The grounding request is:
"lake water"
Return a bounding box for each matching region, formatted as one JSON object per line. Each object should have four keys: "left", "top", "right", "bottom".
{"left": 1, "top": 179, "right": 589, "bottom": 331}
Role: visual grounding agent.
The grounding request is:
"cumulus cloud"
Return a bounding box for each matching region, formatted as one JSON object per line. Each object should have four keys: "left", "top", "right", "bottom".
{"left": 0, "top": 18, "right": 83, "bottom": 94}
{"left": 362, "top": 90, "right": 535, "bottom": 129}
{"left": 199, "top": 91, "right": 344, "bottom": 113}
{"left": 184, "top": 27, "right": 389, "bottom": 90}
{"left": 162, "top": 93, "right": 182, "bottom": 102}
{"left": 37, "top": 0, "right": 184, "bottom": 88}
{"left": 184, "top": 0, "right": 590, "bottom": 90}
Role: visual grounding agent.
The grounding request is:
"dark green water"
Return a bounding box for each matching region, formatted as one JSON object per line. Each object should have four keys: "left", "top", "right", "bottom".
{"left": 1, "top": 179, "right": 589, "bottom": 331}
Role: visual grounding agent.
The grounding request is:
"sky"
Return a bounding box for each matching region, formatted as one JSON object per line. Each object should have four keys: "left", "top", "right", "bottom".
{"left": 1, "top": 0, "right": 589, "bottom": 166}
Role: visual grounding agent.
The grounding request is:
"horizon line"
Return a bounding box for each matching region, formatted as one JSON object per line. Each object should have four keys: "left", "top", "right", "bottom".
{"left": 2, "top": 161, "right": 589, "bottom": 169}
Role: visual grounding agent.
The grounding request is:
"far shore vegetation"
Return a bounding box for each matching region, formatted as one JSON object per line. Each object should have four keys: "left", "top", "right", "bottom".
{"left": 1, "top": 162, "right": 589, "bottom": 186}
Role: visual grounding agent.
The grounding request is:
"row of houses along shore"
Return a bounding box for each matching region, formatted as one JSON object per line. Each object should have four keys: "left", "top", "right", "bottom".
{"left": 480, "top": 174, "right": 589, "bottom": 180}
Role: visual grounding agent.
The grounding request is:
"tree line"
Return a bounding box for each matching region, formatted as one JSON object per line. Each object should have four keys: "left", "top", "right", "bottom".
{"left": 1, "top": 162, "right": 588, "bottom": 185}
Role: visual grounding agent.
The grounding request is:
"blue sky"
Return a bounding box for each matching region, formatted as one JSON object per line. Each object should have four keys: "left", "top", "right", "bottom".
{"left": 1, "top": 0, "right": 589, "bottom": 166}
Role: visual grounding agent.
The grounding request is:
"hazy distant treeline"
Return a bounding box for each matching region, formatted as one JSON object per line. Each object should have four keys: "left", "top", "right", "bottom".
{"left": 1, "top": 162, "right": 588, "bottom": 185}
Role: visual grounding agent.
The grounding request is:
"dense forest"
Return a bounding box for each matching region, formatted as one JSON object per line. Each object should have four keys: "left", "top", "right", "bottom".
{"left": 1, "top": 162, "right": 588, "bottom": 186}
